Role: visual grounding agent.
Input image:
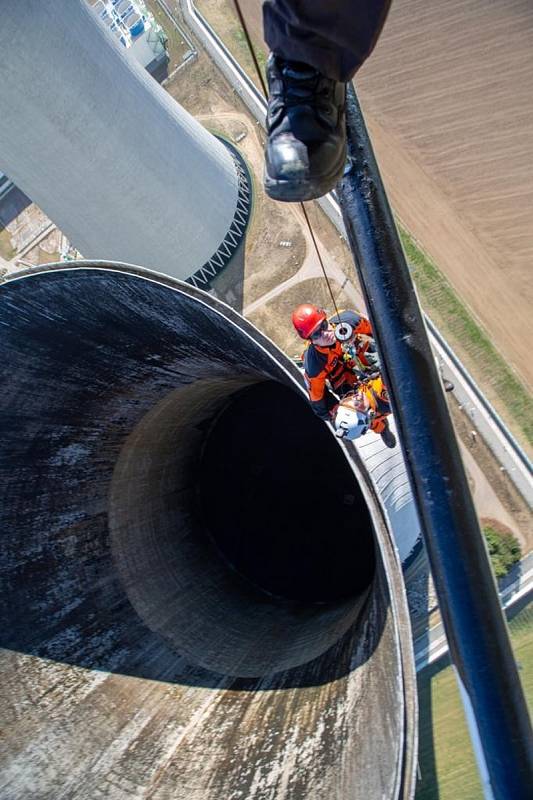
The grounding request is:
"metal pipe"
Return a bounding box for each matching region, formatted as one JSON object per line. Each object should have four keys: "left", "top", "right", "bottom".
{"left": 338, "top": 84, "right": 533, "bottom": 799}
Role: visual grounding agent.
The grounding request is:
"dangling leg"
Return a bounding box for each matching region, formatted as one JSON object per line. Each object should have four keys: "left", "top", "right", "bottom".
{"left": 370, "top": 414, "right": 396, "bottom": 449}
{"left": 262, "top": 0, "right": 393, "bottom": 201}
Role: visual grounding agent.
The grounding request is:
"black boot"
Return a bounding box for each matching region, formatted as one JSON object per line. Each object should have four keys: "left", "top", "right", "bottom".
{"left": 264, "top": 55, "right": 347, "bottom": 202}
{"left": 380, "top": 423, "right": 396, "bottom": 449}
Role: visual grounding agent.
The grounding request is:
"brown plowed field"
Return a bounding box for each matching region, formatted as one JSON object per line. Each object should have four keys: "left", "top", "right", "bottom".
{"left": 237, "top": 0, "right": 533, "bottom": 389}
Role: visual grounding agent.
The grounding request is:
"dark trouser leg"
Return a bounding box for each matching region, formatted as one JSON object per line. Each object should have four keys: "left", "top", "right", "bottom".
{"left": 263, "top": 0, "right": 393, "bottom": 82}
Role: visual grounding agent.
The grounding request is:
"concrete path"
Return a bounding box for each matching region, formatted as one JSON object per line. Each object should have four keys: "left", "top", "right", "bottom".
{"left": 459, "top": 441, "right": 520, "bottom": 538}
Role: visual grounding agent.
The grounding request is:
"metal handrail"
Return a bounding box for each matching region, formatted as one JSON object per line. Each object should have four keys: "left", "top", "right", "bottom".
{"left": 338, "top": 84, "right": 532, "bottom": 800}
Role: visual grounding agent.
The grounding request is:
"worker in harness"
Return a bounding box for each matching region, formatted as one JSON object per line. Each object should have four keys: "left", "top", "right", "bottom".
{"left": 292, "top": 303, "right": 396, "bottom": 448}
{"left": 262, "top": 0, "right": 393, "bottom": 201}
{"left": 291, "top": 304, "right": 391, "bottom": 444}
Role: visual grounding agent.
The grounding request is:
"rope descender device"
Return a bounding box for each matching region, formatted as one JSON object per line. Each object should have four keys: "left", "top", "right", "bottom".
{"left": 334, "top": 321, "right": 354, "bottom": 342}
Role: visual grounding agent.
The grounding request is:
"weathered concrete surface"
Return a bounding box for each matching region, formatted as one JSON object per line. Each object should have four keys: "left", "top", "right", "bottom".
{"left": 0, "top": 264, "right": 416, "bottom": 799}
{"left": 0, "top": 1, "right": 238, "bottom": 279}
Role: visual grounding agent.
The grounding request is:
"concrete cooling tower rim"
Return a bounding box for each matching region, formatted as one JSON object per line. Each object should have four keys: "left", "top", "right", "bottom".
{"left": 1, "top": 259, "right": 413, "bottom": 675}
{"left": 0, "top": 261, "right": 417, "bottom": 799}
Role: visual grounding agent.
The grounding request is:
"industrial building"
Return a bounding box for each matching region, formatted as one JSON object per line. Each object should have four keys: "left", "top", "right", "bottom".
{"left": 87, "top": 0, "right": 169, "bottom": 78}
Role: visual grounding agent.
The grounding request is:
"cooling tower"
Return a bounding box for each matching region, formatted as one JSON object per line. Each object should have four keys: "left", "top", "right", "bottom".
{"left": 0, "top": 263, "right": 416, "bottom": 799}
{"left": 0, "top": 1, "right": 249, "bottom": 283}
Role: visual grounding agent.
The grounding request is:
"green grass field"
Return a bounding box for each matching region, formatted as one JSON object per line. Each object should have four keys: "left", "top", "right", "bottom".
{"left": 416, "top": 602, "right": 532, "bottom": 799}
{"left": 399, "top": 226, "right": 533, "bottom": 448}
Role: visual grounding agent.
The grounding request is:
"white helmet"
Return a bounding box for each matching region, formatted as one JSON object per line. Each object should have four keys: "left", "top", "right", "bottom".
{"left": 334, "top": 405, "right": 369, "bottom": 440}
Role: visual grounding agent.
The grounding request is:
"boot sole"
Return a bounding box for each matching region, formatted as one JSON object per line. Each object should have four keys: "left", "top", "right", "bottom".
{"left": 264, "top": 148, "right": 347, "bottom": 203}
{"left": 381, "top": 431, "right": 397, "bottom": 449}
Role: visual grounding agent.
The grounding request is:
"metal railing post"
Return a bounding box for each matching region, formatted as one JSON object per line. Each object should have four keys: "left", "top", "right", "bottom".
{"left": 337, "top": 84, "right": 532, "bottom": 799}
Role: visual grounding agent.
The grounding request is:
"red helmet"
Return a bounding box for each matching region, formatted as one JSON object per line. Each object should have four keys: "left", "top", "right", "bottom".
{"left": 291, "top": 304, "right": 327, "bottom": 340}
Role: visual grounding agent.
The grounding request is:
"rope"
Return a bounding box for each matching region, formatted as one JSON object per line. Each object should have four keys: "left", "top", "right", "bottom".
{"left": 300, "top": 203, "right": 340, "bottom": 319}
{"left": 231, "top": 0, "right": 341, "bottom": 320}
{"left": 231, "top": 0, "right": 268, "bottom": 98}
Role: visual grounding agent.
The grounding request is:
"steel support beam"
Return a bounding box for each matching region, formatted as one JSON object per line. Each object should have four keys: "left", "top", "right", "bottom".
{"left": 338, "top": 84, "right": 533, "bottom": 799}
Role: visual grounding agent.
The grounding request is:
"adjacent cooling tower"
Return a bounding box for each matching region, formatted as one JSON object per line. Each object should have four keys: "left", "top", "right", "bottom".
{"left": 355, "top": 430, "right": 422, "bottom": 567}
{"left": 0, "top": 263, "right": 417, "bottom": 799}
{"left": 0, "top": 1, "right": 249, "bottom": 283}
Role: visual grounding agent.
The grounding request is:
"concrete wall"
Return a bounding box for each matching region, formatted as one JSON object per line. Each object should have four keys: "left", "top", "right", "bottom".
{"left": 0, "top": 263, "right": 417, "bottom": 800}
{"left": 0, "top": 0, "right": 239, "bottom": 280}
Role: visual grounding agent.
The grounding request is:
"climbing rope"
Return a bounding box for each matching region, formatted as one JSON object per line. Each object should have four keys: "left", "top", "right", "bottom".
{"left": 232, "top": 0, "right": 342, "bottom": 320}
